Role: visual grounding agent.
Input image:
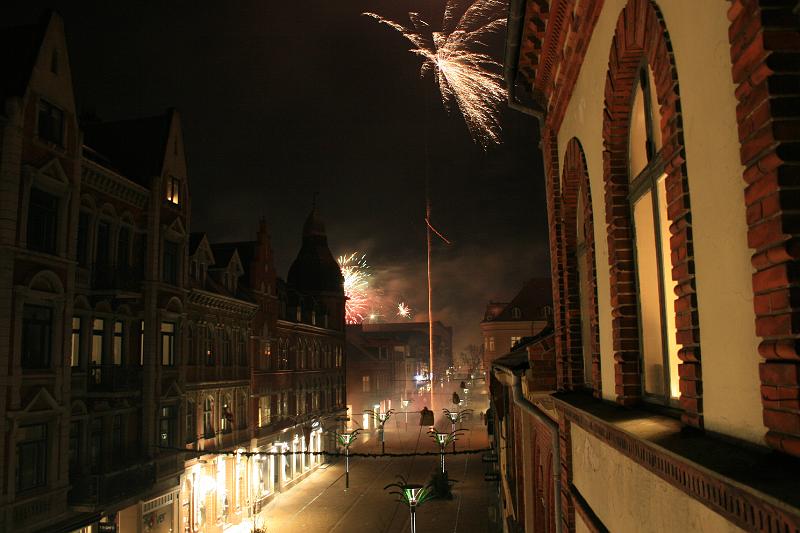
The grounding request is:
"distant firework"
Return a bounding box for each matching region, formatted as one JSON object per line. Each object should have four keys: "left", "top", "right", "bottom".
{"left": 364, "top": 0, "right": 507, "bottom": 147}
{"left": 338, "top": 252, "right": 370, "bottom": 324}
{"left": 397, "top": 302, "right": 413, "bottom": 319}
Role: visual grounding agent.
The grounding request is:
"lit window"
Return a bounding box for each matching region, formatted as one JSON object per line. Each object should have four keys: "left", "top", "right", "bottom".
{"left": 71, "top": 317, "right": 82, "bottom": 367}
{"left": 112, "top": 320, "right": 123, "bottom": 365}
{"left": 362, "top": 375, "right": 370, "bottom": 393}
{"left": 258, "top": 396, "right": 271, "bottom": 428}
{"left": 165, "top": 176, "right": 180, "bottom": 205}
{"left": 488, "top": 337, "right": 495, "bottom": 352}
{"left": 159, "top": 406, "right": 177, "bottom": 448}
{"left": 629, "top": 65, "right": 679, "bottom": 401}
{"left": 510, "top": 336, "right": 521, "bottom": 349}
{"left": 91, "top": 318, "right": 104, "bottom": 367}
{"left": 161, "top": 322, "right": 175, "bottom": 366}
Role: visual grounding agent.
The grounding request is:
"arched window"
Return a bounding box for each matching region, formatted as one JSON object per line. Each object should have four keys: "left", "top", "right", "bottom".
{"left": 221, "top": 395, "right": 232, "bottom": 434}
{"left": 628, "top": 64, "right": 679, "bottom": 402}
{"left": 203, "top": 397, "right": 214, "bottom": 438}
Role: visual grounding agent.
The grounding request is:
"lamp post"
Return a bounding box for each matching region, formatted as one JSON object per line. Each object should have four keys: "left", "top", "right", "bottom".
{"left": 428, "top": 429, "right": 465, "bottom": 474}
{"left": 335, "top": 429, "right": 362, "bottom": 490}
{"left": 442, "top": 408, "right": 473, "bottom": 452}
{"left": 385, "top": 475, "right": 434, "bottom": 533}
{"left": 365, "top": 409, "right": 394, "bottom": 454}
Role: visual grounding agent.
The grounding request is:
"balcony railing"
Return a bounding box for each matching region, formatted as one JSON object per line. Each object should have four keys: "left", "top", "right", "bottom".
{"left": 87, "top": 365, "right": 143, "bottom": 393}
{"left": 68, "top": 462, "right": 155, "bottom": 507}
{"left": 90, "top": 263, "right": 144, "bottom": 291}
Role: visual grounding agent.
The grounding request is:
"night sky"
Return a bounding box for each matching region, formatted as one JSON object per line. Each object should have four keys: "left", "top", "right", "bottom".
{"left": 2, "top": 0, "right": 549, "bottom": 354}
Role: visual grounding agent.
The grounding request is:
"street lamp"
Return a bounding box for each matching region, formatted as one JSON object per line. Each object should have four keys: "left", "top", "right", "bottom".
{"left": 428, "top": 429, "right": 465, "bottom": 474}
{"left": 442, "top": 409, "right": 473, "bottom": 452}
{"left": 335, "top": 429, "right": 363, "bottom": 490}
{"left": 365, "top": 409, "right": 395, "bottom": 453}
{"left": 385, "top": 475, "right": 434, "bottom": 533}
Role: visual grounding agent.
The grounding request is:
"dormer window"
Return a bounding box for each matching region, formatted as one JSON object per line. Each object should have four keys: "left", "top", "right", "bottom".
{"left": 165, "top": 176, "right": 180, "bottom": 205}
{"left": 511, "top": 307, "right": 522, "bottom": 319}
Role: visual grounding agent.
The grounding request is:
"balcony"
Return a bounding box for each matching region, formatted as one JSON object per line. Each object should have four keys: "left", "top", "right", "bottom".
{"left": 87, "top": 365, "right": 143, "bottom": 394}
{"left": 68, "top": 462, "right": 155, "bottom": 507}
{"left": 185, "top": 365, "right": 249, "bottom": 384}
{"left": 90, "top": 263, "right": 144, "bottom": 292}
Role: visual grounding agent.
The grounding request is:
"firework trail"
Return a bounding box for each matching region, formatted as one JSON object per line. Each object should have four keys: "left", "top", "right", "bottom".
{"left": 397, "top": 302, "right": 413, "bottom": 319}
{"left": 364, "top": 0, "right": 507, "bottom": 147}
{"left": 338, "top": 252, "right": 371, "bottom": 324}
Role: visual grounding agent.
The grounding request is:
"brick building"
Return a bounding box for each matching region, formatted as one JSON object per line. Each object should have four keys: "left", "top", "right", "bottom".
{"left": 0, "top": 12, "right": 345, "bottom": 533}
{"left": 491, "top": 0, "right": 800, "bottom": 531}
{"left": 480, "top": 277, "right": 552, "bottom": 368}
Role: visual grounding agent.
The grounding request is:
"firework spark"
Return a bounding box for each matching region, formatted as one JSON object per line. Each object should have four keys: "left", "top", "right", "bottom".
{"left": 338, "top": 252, "right": 371, "bottom": 324}
{"left": 364, "top": 0, "right": 506, "bottom": 147}
{"left": 397, "top": 302, "right": 413, "bottom": 319}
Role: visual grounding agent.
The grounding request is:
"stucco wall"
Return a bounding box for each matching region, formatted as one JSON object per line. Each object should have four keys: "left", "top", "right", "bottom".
{"left": 556, "top": 0, "right": 764, "bottom": 444}
{"left": 570, "top": 424, "right": 745, "bottom": 532}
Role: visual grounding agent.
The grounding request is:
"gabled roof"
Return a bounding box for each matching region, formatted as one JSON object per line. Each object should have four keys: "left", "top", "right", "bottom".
{"left": 0, "top": 12, "right": 49, "bottom": 105}
{"left": 189, "top": 232, "right": 207, "bottom": 256}
{"left": 485, "top": 277, "right": 552, "bottom": 323}
{"left": 82, "top": 111, "right": 173, "bottom": 187}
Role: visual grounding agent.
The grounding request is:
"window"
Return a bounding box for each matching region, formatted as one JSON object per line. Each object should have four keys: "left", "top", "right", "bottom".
{"left": 220, "top": 396, "right": 232, "bottom": 434}
{"left": 117, "top": 227, "right": 131, "bottom": 267}
{"left": 236, "top": 394, "right": 246, "bottom": 430}
{"left": 159, "top": 406, "right": 177, "bottom": 448}
{"left": 362, "top": 375, "right": 370, "bottom": 393}
{"left": 71, "top": 317, "right": 82, "bottom": 368}
{"left": 112, "top": 414, "right": 123, "bottom": 465}
{"left": 89, "top": 418, "right": 102, "bottom": 473}
{"left": 161, "top": 322, "right": 175, "bottom": 366}
{"left": 206, "top": 327, "right": 215, "bottom": 366}
{"left": 22, "top": 305, "right": 52, "bottom": 369}
{"left": 628, "top": 65, "right": 679, "bottom": 402}
{"left": 112, "top": 321, "right": 123, "bottom": 365}
{"left": 76, "top": 212, "right": 90, "bottom": 266}
{"left": 163, "top": 241, "right": 179, "bottom": 285}
{"left": 16, "top": 424, "right": 47, "bottom": 492}
{"left": 186, "top": 401, "right": 196, "bottom": 443}
{"left": 203, "top": 397, "right": 214, "bottom": 438}
{"left": 576, "top": 187, "right": 594, "bottom": 387}
{"left": 222, "top": 330, "right": 231, "bottom": 366}
{"left": 96, "top": 221, "right": 110, "bottom": 266}
{"left": 91, "top": 318, "right": 104, "bottom": 366}
{"left": 165, "top": 176, "right": 181, "bottom": 205}
{"left": 511, "top": 307, "right": 522, "bottom": 319}
{"left": 68, "top": 421, "right": 80, "bottom": 472}
{"left": 138, "top": 320, "right": 145, "bottom": 366}
{"left": 26, "top": 188, "right": 58, "bottom": 254}
{"left": 238, "top": 334, "right": 247, "bottom": 366}
{"left": 258, "top": 396, "right": 271, "bottom": 428}
{"left": 488, "top": 337, "right": 495, "bottom": 352}
{"left": 510, "top": 336, "right": 521, "bottom": 349}
{"left": 37, "top": 99, "right": 64, "bottom": 146}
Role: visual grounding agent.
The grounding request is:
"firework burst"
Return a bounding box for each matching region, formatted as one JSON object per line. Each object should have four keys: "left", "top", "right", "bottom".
{"left": 397, "top": 302, "right": 413, "bottom": 319}
{"left": 338, "top": 252, "right": 371, "bottom": 324}
{"left": 364, "top": 0, "right": 507, "bottom": 147}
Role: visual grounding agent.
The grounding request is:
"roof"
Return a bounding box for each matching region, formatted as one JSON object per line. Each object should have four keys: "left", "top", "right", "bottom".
{"left": 484, "top": 277, "right": 552, "bottom": 323}
{"left": 0, "top": 12, "right": 49, "bottom": 105}
{"left": 491, "top": 325, "right": 554, "bottom": 373}
{"left": 82, "top": 111, "right": 172, "bottom": 187}
{"left": 287, "top": 206, "right": 343, "bottom": 294}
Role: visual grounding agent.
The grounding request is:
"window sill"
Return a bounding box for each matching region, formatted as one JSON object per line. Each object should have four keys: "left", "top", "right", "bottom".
{"left": 553, "top": 392, "right": 800, "bottom": 529}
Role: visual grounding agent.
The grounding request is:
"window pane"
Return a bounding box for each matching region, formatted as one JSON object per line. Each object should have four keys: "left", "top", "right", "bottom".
{"left": 92, "top": 318, "right": 104, "bottom": 365}
{"left": 629, "top": 82, "right": 649, "bottom": 180}
{"left": 634, "top": 190, "right": 665, "bottom": 396}
{"left": 27, "top": 188, "right": 58, "bottom": 254}
{"left": 112, "top": 321, "right": 123, "bottom": 365}
{"left": 71, "top": 317, "right": 81, "bottom": 367}
{"left": 657, "top": 175, "right": 680, "bottom": 398}
{"left": 22, "top": 305, "right": 52, "bottom": 369}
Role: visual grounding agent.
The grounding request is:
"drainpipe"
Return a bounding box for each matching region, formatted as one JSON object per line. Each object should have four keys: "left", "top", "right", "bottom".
{"left": 493, "top": 365, "right": 562, "bottom": 533}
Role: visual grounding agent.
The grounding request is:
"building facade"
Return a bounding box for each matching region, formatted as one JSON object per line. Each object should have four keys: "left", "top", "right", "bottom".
{"left": 0, "top": 12, "right": 345, "bottom": 533}
{"left": 481, "top": 278, "right": 552, "bottom": 367}
{"left": 492, "top": 0, "right": 800, "bottom": 531}
{"left": 345, "top": 321, "right": 453, "bottom": 418}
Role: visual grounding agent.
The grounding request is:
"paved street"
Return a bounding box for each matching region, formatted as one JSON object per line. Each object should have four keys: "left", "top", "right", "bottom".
{"left": 258, "top": 381, "right": 496, "bottom": 533}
